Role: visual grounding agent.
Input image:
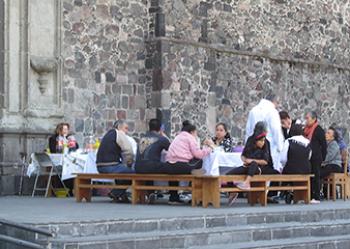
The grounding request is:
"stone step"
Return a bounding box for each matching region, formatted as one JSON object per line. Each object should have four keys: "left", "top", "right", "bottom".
{"left": 49, "top": 219, "right": 350, "bottom": 249}
{"left": 189, "top": 234, "right": 350, "bottom": 249}
{"left": 35, "top": 207, "right": 350, "bottom": 238}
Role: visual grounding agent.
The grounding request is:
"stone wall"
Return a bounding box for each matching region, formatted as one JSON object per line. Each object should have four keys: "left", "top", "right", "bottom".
{"left": 151, "top": 0, "right": 350, "bottom": 140}
{"left": 61, "top": 0, "right": 153, "bottom": 142}
{"left": 0, "top": 0, "right": 4, "bottom": 108}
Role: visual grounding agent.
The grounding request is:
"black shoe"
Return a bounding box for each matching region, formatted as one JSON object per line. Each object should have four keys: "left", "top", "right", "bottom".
{"left": 146, "top": 193, "right": 157, "bottom": 205}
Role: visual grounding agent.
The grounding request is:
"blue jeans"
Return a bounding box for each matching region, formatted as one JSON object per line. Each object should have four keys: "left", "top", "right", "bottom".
{"left": 98, "top": 164, "right": 134, "bottom": 197}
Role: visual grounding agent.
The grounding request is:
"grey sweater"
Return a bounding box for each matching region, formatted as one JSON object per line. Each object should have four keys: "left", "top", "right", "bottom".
{"left": 323, "top": 140, "right": 342, "bottom": 167}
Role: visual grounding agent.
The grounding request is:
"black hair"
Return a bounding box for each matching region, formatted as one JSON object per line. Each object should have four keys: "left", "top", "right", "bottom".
{"left": 149, "top": 119, "right": 161, "bottom": 132}
{"left": 279, "top": 111, "right": 290, "bottom": 120}
{"left": 265, "top": 92, "right": 278, "bottom": 102}
{"left": 291, "top": 124, "right": 304, "bottom": 136}
{"left": 329, "top": 126, "right": 339, "bottom": 142}
{"left": 254, "top": 121, "right": 267, "bottom": 134}
{"left": 216, "top": 123, "right": 231, "bottom": 138}
{"left": 181, "top": 120, "right": 196, "bottom": 133}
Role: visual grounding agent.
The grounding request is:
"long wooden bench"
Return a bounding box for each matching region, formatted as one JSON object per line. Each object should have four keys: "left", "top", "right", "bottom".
{"left": 75, "top": 173, "right": 312, "bottom": 208}
{"left": 201, "top": 174, "right": 312, "bottom": 208}
{"left": 74, "top": 173, "right": 203, "bottom": 207}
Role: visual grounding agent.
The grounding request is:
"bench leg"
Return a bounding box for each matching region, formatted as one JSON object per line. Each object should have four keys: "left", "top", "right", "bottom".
{"left": 74, "top": 178, "right": 91, "bottom": 202}
{"left": 248, "top": 182, "right": 266, "bottom": 206}
{"left": 293, "top": 181, "right": 308, "bottom": 204}
{"left": 132, "top": 180, "right": 140, "bottom": 205}
{"left": 202, "top": 178, "right": 220, "bottom": 208}
{"left": 192, "top": 178, "right": 202, "bottom": 207}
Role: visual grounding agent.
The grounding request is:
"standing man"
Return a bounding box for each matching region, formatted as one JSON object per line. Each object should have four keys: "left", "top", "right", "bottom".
{"left": 304, "top": 111, "right": 327, "bottom": 204}
{"left": 279, "top": 111, "right": 302, "bottom": 139}
{"left": 245, "top": 93, "right": 285, "bottom": 172}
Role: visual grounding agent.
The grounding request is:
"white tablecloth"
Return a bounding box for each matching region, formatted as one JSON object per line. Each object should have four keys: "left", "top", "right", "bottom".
{"left": 26, "top": 151, "right": 99, "bottom": 180}
{"left": 203, "top": 151, "right": 243, "bottom": 176}
{"left": 61, "top": 151, "right": 98, "bottom": 180}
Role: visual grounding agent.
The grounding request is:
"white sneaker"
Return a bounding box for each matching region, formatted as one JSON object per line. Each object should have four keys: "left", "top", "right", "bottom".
{"left": 310, "top": 199, "right": 321, "bottom": 204}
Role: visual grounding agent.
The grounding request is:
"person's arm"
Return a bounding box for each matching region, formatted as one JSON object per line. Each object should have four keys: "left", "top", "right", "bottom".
{"left": 269, "top": 110, "right": 285, "bottom": 152}
{"left": 244, "top": 157, "right": 268, "bottom": 166}
{"left": 280, "top": 140, "right": 290, "bottom": 166}
{"left": 324, "top": 142, "right": 339, "bottom": 165}
{"left": 161, "top": 136, "right": 171, "bottom": 151}
{"left": 116, "top": 130, "right": 134, "bottom": 165}
{"left": 48, "top": 136, "right": 56, "bottom": 153}
{"left": 189, "top": 137, "right": 212, "bottom": 159}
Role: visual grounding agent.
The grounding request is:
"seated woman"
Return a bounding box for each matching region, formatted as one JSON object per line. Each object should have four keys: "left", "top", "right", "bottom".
{"left": 280, "top": 124, "right": 312, "bottom": 174}
{"left": 48, "top": 123, "right": 79, "bottom": 153}
{"left": 48, "top": 123, "right": 79, "bottom": 196}
{"left": 320, "top": 127, "right": 343, "bottom": 178}
{"left": 165, "top": 120, "right": 214, "bottom": 204}
{"left": 212, "top": 123, "right": 233, "bottom": 152}
{"left": 226, "top": 122, "right": 277, "bottom": 204}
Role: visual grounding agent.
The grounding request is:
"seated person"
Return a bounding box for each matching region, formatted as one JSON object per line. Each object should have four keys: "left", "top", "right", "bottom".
{"left": 227, "top": 122, "right": 277, "bottom": 191}
{"left": 320, "top": 127, "right": 342, "bottom": 178}
{"left": 335, "top": 127, "right": 349, "bottom": 172}
{"left": 96, "top": 125, "right": 135, "bottom": 203}
{"left": 48, "top": 122, "right": 79, "bottom": 196}
{"left": 113, "top": 120, "right": 138, "bottom": 167}
{"left": 165, "top": 120, "right": 214, "bottom": 204}
{"left": 135, "top": 119, "right": 204, "bottom": 175}
{"left": 279, "top": 111, "right": 302, "bottom": 139}
{"left": 280, "top": 124, "right": 312, "bottom": 174}
{"left": 48, "top": 123, "right": 79, "bottom": 153}
{"left": 212, "top": 123, "right": 233, "bottom": 152}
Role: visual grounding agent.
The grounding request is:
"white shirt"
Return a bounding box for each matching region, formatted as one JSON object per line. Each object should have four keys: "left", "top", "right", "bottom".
{"left": 245, "top": 99, "right": 285, "bottom": 171}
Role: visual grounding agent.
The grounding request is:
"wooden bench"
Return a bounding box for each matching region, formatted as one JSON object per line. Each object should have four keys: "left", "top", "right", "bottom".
{"left": 75, "top": 173, "right": 312, "bottom": 208}
{"left": 74, "top": 173, "right": 203, "bottom": 207}
{"left": 201, "top": 174, "right": 312, "bottom": 208}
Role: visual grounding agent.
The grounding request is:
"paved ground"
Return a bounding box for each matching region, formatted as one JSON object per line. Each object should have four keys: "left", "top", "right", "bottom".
{"left": 1, "top": 196, "right": 349, "bottom": 224}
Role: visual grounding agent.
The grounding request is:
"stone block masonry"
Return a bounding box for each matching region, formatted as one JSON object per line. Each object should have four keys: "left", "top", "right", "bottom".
{"left": 150, "top": 0, "right": 350, "bottom": 139}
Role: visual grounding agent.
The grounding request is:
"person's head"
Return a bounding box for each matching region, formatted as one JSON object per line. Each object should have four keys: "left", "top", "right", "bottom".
{"left": 215, "top": 123, "right": 230, "bottom": 140}
{"left": 305, "top": 111, "right": 318, "bottom": 127}
{"left": 56, "top": 123, "right": 70, "bottom": 137}
{"left": 113, "top": 120, "right": 129, "bottom": 133}
{"left": 254, "top": 133, "right": 266, "bottom": 149}
{"left": 149, "top": 119, "right": 162, "bottom": 132}
{"left": 254, "top": 121, "right": 268, "bottom": 134}
{"left": 182, "top": 120, "right": 197, "bottom": 137}
{"left": 325, "top": 127, "right": 339, "bottom": 142}
{"left": 279, "top": 111, "right": 292, "bottom": 129}
{"left": 291, "top": 124, "right": 304, "bottom": 136}
{"left": 265, "top": 92, "right": 279, "bottom": 108}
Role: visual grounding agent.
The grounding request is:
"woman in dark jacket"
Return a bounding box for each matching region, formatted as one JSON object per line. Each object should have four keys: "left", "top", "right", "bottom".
{"left": 304, "top": 111, "right": 327, "bottom": 204}
{"left": 48, "top": 123, "right": 79, "bottom": 153}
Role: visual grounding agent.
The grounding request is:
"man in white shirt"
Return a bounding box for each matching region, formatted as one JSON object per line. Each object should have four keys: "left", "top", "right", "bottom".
{"left": 245, "top": 93, "right": 285, "bottom": 172}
